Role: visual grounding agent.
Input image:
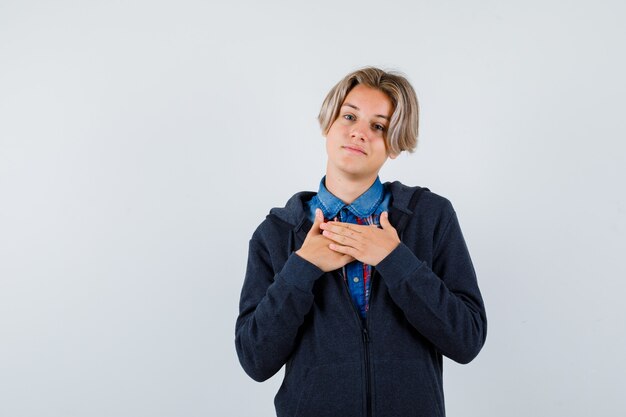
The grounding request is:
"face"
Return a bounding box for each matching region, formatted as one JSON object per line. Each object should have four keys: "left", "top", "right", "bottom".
{"left": 325, "top": 84, "right": 397, "bottom": 183}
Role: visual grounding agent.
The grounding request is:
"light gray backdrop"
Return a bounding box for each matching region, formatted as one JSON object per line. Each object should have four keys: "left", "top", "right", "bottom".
{"left": 1, "top": 0, "right": 625, "bottom": 416}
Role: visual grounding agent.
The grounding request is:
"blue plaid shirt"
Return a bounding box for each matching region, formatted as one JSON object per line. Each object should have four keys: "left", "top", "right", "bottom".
{"left": 306, "top": 176, "right": 390, "bottom": 319}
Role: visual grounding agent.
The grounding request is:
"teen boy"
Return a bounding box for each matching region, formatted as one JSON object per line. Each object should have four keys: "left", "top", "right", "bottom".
{"left": 235, "top": 67, "right": 487, "bottom": 417}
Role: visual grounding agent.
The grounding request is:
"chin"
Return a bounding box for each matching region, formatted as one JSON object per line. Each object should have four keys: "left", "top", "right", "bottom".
{"left": 341, "top": 168, "right": 376, "bottom": 179}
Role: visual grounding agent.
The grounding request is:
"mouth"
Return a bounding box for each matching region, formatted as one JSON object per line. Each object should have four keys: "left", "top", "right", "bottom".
{"left": 342, "top": 145, "right": 367, "bottom": 155}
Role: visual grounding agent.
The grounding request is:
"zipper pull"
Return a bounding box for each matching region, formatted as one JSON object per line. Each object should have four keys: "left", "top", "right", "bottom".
{"left": 362, "top": 327, "right": 370, "bottom": 343}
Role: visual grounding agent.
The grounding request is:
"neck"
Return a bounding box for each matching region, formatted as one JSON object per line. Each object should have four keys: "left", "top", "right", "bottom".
{"left": 324, "top": 170, "right": 378, "bottom": 205}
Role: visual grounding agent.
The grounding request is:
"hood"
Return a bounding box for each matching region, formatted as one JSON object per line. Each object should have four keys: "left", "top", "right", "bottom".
{"left": 268, "top": 191, "right": 316, "bottom": 227}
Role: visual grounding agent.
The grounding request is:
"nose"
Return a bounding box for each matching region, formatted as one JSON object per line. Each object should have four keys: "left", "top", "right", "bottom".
{"left": 350, "top": 121, "right": 368, "bottom": 142}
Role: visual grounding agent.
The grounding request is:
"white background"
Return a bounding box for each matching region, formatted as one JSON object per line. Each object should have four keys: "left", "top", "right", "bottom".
{"left": 1, "top": 1, "right": 625, "bottom": 416}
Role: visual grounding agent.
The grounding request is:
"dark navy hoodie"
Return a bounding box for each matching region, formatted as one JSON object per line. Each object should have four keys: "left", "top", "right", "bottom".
{"left": 235, "top": 181, "right": 487, "bottom": 417}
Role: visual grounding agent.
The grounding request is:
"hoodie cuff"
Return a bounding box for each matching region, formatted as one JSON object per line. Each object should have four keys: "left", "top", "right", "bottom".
{"left": 376, "top": 242, "right": 425, "bottom": 287}
{"left": 278, "top": 252, "right": 325, "bottom": 293}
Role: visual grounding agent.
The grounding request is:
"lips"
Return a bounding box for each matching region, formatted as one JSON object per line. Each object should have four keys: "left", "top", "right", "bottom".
{"left": 342, "top": 145, "right": 367, "bottom": 155}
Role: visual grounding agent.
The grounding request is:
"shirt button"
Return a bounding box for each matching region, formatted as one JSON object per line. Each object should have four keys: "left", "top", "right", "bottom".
{"left": 353, "top": 277, "right": 360, "bottom": 283}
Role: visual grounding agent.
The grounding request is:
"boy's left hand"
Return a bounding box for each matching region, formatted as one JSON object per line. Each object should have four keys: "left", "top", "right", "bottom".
{"left": 319, "top": 211, "right": 400, "bottom": 266}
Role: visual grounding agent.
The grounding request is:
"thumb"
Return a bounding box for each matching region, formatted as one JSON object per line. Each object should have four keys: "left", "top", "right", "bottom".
{"left": 308, "top": 208, "right": 323, "bottom": 235}
{"left": 380, "top": 211, "right": 394, "bottom": 230}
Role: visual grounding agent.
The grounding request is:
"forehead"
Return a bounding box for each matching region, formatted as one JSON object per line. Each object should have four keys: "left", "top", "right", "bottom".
{"left": 342, "top": 84, "right": 393, "bottom": 117}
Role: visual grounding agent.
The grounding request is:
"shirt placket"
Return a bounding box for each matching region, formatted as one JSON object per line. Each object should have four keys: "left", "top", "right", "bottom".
{"left": 340, "top": 208, "right": 368, "bottom": 318}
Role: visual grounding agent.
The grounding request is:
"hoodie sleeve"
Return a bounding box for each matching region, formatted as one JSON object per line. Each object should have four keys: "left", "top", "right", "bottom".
{"left": 235, "top": 233, "right": 324, "bottom": 382}
{"left": 375, "top": 207, "right": 487, "bottom": 364}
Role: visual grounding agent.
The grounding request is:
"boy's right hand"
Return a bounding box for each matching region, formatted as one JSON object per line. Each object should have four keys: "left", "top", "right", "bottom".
{"left": 296, "top": 209, "right": 354, "bottom": 272}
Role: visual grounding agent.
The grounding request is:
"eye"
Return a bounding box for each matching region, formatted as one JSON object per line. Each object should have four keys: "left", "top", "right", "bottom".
{"left": 343, "top": 114, "right": 356, "bottom": 121}
{"left": 373, "top": 123, "right": 386, "bottom": 132}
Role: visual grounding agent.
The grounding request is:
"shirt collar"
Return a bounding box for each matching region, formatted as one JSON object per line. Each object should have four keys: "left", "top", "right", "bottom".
{"left": 316, "top": 176, "right": 385, "bottom": 219}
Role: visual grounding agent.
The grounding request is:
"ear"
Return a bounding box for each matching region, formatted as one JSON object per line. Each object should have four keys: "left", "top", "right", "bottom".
{"left": 388, "top": 151, "right": 400, "bottom": 160}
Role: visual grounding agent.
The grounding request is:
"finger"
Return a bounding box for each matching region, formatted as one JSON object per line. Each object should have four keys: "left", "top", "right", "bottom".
{"left": 322, "top": 229, "right": 361, "bottom": 246}
{"left": 322, "top": 221, "right": 363, "bottom": 233}
{"left": 308, "top": 208, "right": 323, "bottom": 235}
{"left": 380, "top": 211, "right": 395, "bottom": 230}
{"left": 328, "top": 242, "right": 358, "bottom": 257}
{"left": 321, "top": 223, "right": 360, "bottom": 237}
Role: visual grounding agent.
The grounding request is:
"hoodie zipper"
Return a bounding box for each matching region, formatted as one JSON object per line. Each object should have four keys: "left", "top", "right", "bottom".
{"left": 362, "top": 325, "right": 372, "bottom": 417}
{"left": 337, "top": 270, "right": 374, "bottom": 417}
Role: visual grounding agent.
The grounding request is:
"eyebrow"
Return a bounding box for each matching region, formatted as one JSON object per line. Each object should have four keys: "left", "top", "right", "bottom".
{"left": 342, "top": 103, "right": 390, "bottom": 121}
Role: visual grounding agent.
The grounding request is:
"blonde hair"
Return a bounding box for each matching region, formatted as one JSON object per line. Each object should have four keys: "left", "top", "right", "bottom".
{"left": 318, "top": 67, "right": 419, "bottom": 155}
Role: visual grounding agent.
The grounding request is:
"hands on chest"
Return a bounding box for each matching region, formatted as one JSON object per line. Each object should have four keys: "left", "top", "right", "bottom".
{"left": 296, "top": 208, "right": 400, "bottom": 271}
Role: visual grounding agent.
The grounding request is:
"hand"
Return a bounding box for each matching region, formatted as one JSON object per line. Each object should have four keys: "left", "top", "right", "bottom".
{"left": 319, "top": 211, "right": 400, "bottom": 266}
{"left": 296, "top": 209, "right": 355, "bottom": 272}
